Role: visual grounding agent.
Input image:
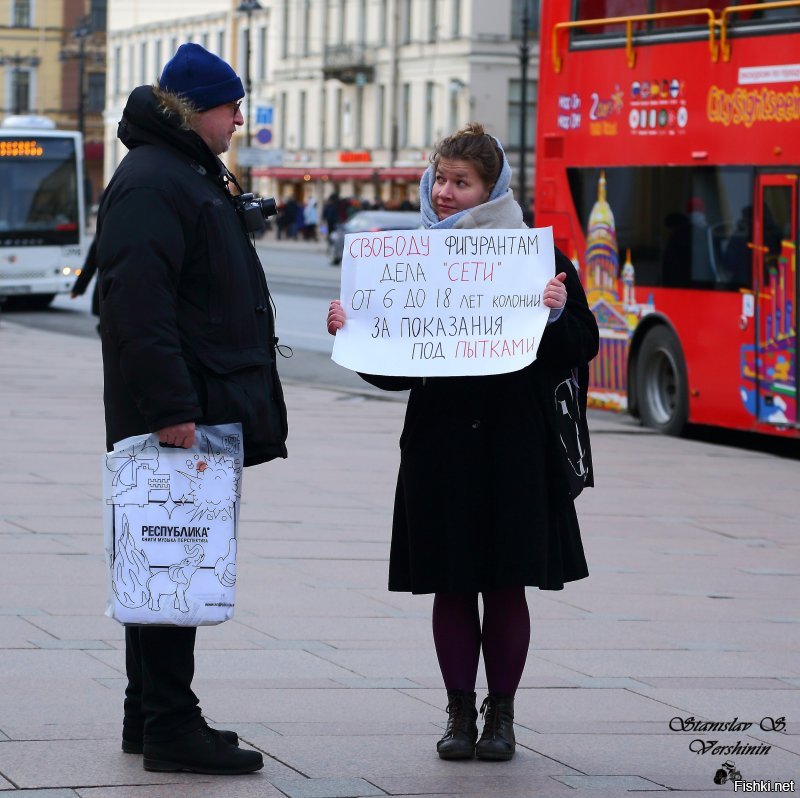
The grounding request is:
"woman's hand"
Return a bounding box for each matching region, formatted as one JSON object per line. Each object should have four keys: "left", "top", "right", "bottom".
{"left": 543, "top": 272, "right": 567, "bottom": 309}
{"left": 327, "top": 300, "right": 346, "bottom": 335}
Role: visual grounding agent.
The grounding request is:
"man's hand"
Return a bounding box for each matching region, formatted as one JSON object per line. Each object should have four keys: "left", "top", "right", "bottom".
{"left": 157, "top": 422, "right": 196, "bottom": 448}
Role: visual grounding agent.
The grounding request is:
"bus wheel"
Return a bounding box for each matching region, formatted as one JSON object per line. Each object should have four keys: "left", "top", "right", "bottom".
{"left": 11, "top": 293, "right": 56, "bottom": 310}
{"left": 635, "top": 326, "right": 688, "bottom": 436}
{"left": 6, "top": 294, "right": 56, "bottom": 310}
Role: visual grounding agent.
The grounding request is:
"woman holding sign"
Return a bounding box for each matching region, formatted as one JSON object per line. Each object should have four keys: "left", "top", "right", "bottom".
{"left": 328, "top": 124, "right": 598, "bottom": 762}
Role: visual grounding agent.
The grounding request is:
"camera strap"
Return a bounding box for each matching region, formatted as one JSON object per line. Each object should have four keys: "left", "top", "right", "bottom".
{"left": 220, "top": 164, "right": 245, "bottom": 198}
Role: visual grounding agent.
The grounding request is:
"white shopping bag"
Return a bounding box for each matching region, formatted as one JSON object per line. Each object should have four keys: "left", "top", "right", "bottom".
{"left": 103, "top": 423, "right": 243, "bottom": 626}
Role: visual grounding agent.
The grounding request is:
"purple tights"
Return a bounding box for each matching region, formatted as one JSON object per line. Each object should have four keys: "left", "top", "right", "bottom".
{"left": 432, "top": 586, "right": 531, "bottom": 696}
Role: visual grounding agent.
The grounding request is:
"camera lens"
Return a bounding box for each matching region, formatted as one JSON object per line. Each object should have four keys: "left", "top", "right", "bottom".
{"left": 259, "top": 197, "right": 278, "bottom": 218}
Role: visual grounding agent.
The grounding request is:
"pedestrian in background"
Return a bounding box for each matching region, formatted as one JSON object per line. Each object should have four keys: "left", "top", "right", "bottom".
{"left": 322, "top": 193, "right": 338, "bottom": 242}
{"left": 70, "top": 237, "right": 100, "bottom": 332}
{"left": 303, "top": 195, "right": 319, "bottom": 241}
{"left": 327, "top": 123, "right": 598, "bottom": 762}
{"left": 284, "top": 195, "right": 299, "bottom": 239}
{"left": 96, "top": 42, "right": 288, "bottom": 776}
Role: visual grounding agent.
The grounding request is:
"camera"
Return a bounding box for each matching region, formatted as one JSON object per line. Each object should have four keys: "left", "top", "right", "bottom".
{"left": 233, "top": 192, "right": 278, "bottom": 234}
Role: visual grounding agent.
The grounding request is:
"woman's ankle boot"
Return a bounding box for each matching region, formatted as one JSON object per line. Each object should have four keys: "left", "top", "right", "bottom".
{"left": 476, "top": 693, "right": 515, "bottom": 761}
{"left": 436, "top": 690, "right": 478, "bottom": 760}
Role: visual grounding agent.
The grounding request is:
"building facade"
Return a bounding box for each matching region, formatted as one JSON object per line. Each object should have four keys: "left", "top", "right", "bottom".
{"left": 0, "top": 0, "right": 107, "bottom": 202}
{"left": 105, "top": 0, "right": 538, "bottom": 209}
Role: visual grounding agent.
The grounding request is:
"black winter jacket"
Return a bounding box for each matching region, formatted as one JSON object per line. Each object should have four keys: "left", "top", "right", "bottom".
{"left": 360, "top": 248, "right": 599, "bottom": 593}
{"left": 97, "top": 86, "right": 288, "bottom": 466}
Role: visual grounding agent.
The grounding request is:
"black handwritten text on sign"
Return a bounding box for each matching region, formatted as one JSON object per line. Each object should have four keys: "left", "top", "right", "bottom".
{"left": 332, "top": 228, "right": 555, "bottom": 377}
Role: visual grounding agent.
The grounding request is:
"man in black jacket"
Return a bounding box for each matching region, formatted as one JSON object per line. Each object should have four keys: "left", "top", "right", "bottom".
{"left": 96, "top": 43, "right": 288, "bottom": 775}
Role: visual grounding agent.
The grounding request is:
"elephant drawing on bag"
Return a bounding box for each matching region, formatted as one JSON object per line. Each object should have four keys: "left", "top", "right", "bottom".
{"left": 147, "top": 543, "right": 204, "bottom": 612}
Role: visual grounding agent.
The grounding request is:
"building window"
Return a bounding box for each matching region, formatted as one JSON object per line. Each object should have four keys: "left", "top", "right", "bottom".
{"left": 9, "top": 67, "right": 32, "bottom": 113}
{"left": 402, "top": 0, "right": 413, "bottom": 43}
{"left": 358, "top": 0, "right": 367, "bottom": 44}
{"left": 113, "top": 45, "right": 122, "bottom": 94}
{"left": 319, "top": 86, "right": 327, "bottom": 148}
{"left": 281, "top": 0, "right": 289, "bottom": 58}
{"left": 335, "top": 87, "right": 343, "bottom": 148}
{"left": 88, "top": 72, "right": 106, "bottom": 112}
{"left": 12, "top": 0, "right": 31, "bottom": 27}
{"left": 139, "top": 42, "right": 148, "bottom": 85}
{"left": 424, "top": 81, "right": 434, "bottom": 145}
{"left": 452, "top": 0, "right": 461, "bottom": 37}
{"left": 338, "top": 0, "right": 346, "bottom": 44}
{"left": 154, "top": 40, "right": 162, "bottom": 75}
{"left": 511, "top": 0, "right": 539, "bottom": 40}
{"left": 507, "top": 78, "right": 536, "bottom": 150}
{"left": 217, "top": 29, "right": 225, "bottom": 58}
{"left": 299, "top": 90, "right": 307, "bottom": 148}
{"left": 201, "top": 32, "right": 209, "bottom": 50}
{"left": 303, "top": 1, "right": 311, "bottom": 56}
{"left": 279, "top": 91, "right": 287, "bottom": 147}
{"left": 90, "top": 0, "right": 107, "bottom": 32}
{"left": 355, "top": 84, "right": 364, "bottom": 148}
{"left": 127, "top": 44, "right": 135, "bottom": 91}
{"left": 379, "top": 0, "right": 388, "bottom": 44}
{"left": 376, "top": 84, "right": 385, "bottom": 147}
{"left": 258, "top": 26, "right": 267, "bottom": 80}
{"left": 401, "top": 83, "right": 411, "bottom": 146}
{"left": 448, "top": 80, "right": 460, "bottom": 132}
{"left": 429, "top": 0, "right": 438, "bottom": 42}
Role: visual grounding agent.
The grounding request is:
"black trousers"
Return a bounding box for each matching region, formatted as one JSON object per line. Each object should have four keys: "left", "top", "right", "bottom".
{"left": 123, "top": 626, "right": 203, "bottom": 742}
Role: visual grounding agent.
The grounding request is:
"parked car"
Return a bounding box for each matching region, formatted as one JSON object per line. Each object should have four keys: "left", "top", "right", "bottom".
{"left": 328, "top": 210, "right": 421, "bottom": 265}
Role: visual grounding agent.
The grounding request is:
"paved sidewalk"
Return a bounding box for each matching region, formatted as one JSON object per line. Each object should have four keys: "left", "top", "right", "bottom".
{"left": 0, "top": 319, "right": 799, "bottom": 797}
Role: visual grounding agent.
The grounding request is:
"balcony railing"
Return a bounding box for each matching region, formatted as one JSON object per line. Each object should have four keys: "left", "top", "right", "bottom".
{"left": 323, "top": 44, "right": 375, "bottom": 84}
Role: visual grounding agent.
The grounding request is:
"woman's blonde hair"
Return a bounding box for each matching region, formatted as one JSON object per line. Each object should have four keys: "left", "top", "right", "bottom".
{"left": 430, "top": 123, "right": 504, "bottom": 192}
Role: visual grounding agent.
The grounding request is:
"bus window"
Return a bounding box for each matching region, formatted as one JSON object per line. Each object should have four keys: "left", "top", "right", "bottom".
{"left": 572, "top": 1, "right": 798, "bottom": 34}
{"left": 747, "top": 0, "right": 800, "bottom": 20}
{"left": 0, "top": 137, "right": 79, "bottom": 245}
{"left": 652, "top": 0, "right": 729, "bottom": 28}
{"left": 567, "top": 165, "right": 755, "bottom": 290}
{"left": 572, "top": 0, "right": 648, "bottom": 34}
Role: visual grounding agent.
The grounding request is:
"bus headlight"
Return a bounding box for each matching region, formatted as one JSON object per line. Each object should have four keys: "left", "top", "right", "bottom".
{"left": 61, "top": 266, "right": 73, "bottom": 276}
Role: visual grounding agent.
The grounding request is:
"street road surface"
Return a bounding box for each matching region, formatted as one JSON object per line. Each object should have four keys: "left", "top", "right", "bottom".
{"left": 3, "top": 236, "right": 798, "bottom": 455}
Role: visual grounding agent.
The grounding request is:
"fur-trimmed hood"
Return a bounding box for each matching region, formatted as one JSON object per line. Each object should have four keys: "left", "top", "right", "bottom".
{"left": 117, "top": 85, "right": 220, "bottom": 175}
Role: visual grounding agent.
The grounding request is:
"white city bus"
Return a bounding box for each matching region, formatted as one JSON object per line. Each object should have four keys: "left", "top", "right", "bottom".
{"left": 0, "top": 115, "right": 86, "bottom": 309}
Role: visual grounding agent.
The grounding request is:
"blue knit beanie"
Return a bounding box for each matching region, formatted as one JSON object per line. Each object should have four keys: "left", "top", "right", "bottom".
{"left": 159, "top": 43, "right": 244, "bottom": 111}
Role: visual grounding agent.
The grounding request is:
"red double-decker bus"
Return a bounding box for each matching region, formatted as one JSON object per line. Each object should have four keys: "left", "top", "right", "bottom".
{"left": 535, "top": 1, "right": 800, "bottom": 438}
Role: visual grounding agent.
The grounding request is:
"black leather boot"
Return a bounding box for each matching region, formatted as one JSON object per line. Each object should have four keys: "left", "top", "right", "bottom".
{"left": 476, "top": 694, "right": 516, "bottom": 761}
{"left": 143, "top": 725, "right": 263, "bottom": 774}
{"left": 436, "top": 690, "right": 479, "bottom": 760}
{"left": 123, "top": 721, "right": 239, "bottom": 754}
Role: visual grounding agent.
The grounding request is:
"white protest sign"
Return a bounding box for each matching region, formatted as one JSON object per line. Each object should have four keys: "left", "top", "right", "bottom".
{"left": 332, "top": 226, "right": 555, "bottom": 376}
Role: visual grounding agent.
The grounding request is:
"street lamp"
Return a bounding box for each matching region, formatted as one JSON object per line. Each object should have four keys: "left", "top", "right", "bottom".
{"left": 237, "top": 0, "right": 262, "bottom": 192}
{"left": 74, "top": 16, "right": 92, "bottom": 140}
{"left": 518, "top": 0, "right": 532, "bottom": 219}
{"left": 59, "top": 15, "right": 93, "bottom": 139}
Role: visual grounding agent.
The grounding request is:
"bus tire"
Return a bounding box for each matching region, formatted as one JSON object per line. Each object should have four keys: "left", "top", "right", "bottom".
{"left": 5, "top": 293, "right": 55, "bottom": 310}
{"left": 21, "top": 293, "right": 56, "bottom": 310}
{"left": 635, "top": 325, "right": 688, "bottom": 436}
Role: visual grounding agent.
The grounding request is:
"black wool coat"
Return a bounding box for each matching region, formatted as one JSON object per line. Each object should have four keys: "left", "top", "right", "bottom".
{"left": 97, "top": 86, "right": 288, "bottom": 466}
{"left": 362, "top": 248, "right": 599, "bottom": 593}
